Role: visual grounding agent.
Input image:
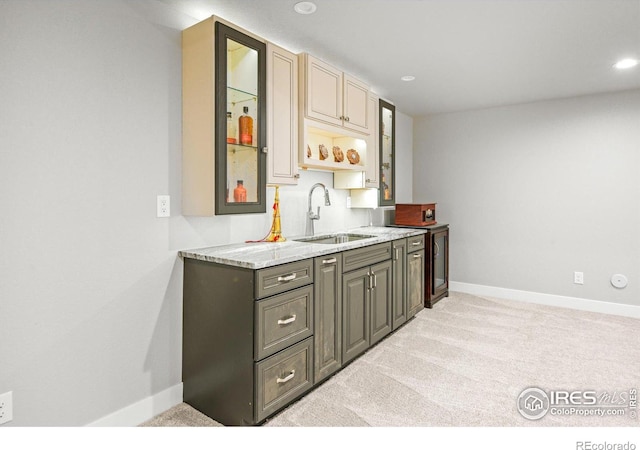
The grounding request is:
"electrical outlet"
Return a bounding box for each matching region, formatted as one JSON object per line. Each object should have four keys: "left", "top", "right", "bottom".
{"left": 157, "top": 195, "right": 170, "bottom": 218}
{"left": 574, "top": 271, "right": 584, "bottom": 285}
{"left": 0, "top": 391, "right": 13, "bottom": 425}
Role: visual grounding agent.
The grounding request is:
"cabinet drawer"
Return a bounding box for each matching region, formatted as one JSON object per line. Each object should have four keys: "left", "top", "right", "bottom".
{"left": 407, "top": 234, "right": 425, "bottom": 252}
{"left": 255, "top": 337, "right": 314, "bottom": 423}
{"left": 342, "top": 242, "right": 392, "bottom": 273}
{"left": 255, "top": 285, "right": 313, "bottom": 361}
{"left": 255, "top": 259, "right": 313, "bottom": 299}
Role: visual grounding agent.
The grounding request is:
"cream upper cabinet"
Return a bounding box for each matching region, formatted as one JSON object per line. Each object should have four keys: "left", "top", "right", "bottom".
{"left": 343, "top": 74, "right": 370, "bottom": 133}
{"left": 182, "top": 16, "right": 268, "bottom": 216}
{"left": 267, "top": 43, "right": 299, "bottom": 185}
{"left": 300, "top": 53, "right": 370, "bottom": 135}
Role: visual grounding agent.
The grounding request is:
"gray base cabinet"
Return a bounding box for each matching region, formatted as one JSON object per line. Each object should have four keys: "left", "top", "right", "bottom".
{"left": 369, "top": 260, "right": 392, "bottom": 346}
{"left": 391, "top": 239, "right": 408, "bottom": 330}
{"left": 182, "top": 232, "right": 426, "bottom": 426}
{"left": 342, "top": 266, "right": 370, "bottom": 364}
{"left": 183, "top": 258, "right": 315, "bottom": 426}
{"left": 341, "top": 243, "right": 393, "bottom": 365}
{"left": 255, "top": 337, "right": 314, "bottom": 422}
{"left": 313, "top": 253, "right": 342, "bottom": 383}
{"left": 407, "top": 235, "right": 425, "bottom": 318}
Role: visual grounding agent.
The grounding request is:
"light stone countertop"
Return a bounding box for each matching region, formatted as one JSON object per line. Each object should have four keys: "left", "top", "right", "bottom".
{"left": 179, "top": 226, "right": 428, "bottom": 269}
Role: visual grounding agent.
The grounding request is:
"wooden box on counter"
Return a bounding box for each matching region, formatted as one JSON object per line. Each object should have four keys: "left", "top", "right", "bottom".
{"left": 394, "top": 203, "right": 436, "bottom": 227}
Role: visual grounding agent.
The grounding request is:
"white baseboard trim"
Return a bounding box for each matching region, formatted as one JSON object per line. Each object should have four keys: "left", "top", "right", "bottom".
{"left": 87, "top": 383, "right": 183, "bottom": 427}
{"left": 449, "top": 281, "right": 640, "bottom": 319}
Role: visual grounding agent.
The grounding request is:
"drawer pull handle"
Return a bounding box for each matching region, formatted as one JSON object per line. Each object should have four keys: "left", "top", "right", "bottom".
{"left": 277, "top": 273, "right": 297, "bottom": 282}
{"left": 322, "top": 258, "right": 337, "bottom": 264}
{"left": 411, "top": 241, "right": 422, "bottom": 246}
{"left": 277, "top": 370, "right": 295, "bottom": 384}
{"left": 413, "top": 254, "right": 422, "bottom": 259}
{"left": 277, "top": 314, "right": 297, "bottom": 325}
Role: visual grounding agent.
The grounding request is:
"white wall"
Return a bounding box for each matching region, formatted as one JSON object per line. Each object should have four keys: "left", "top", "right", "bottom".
{"left": 395, "top": 111, "right": 414, "bottom": 203}
{"left": 0, "top": 0, "right": 412, "bottom": 426}
{"left": 413, "top": 90, "right": 640, "bottom": 306}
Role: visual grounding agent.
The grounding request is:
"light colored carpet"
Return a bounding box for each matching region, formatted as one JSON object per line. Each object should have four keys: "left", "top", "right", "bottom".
{"left": 141, "top": 292, "right": 640, "bottom": 427}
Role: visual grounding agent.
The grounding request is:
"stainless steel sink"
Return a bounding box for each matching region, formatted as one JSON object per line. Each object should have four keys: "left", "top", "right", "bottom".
{"left": 293, "top": 233, "right": 376, "bottom": 244}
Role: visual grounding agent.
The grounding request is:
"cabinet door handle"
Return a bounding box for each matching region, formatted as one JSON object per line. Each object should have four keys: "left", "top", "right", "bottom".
{"left": 339, "top": 115, "right": 345, "bottom": 121}
{"left": 394, "top": 248, "right": 399, "bottom": 261}
{"left": 371, "top": 273, "right": 377, "bottom": 288}
{"left": 345, "top": 116, "right": 350, "bottom": 122}
{"left": 434, "top": 242, "right": 440, "bottom": 257}
{"left": 322, "top": 257, "right": 337, "bottom": 264}
{"left": 278, "top": 273, "right": 297, "bottom": 282}
{"left": 366, "top": 178, "right": 371, "bottom": 183}
{"left": 261, "top": 147, "right": 268, "bottom": 154}
{"left": 294, "top": 173, "right": 300, "bottom": 179}
{"left": 277, "top": 314, "right": 297, "bottom": 325}
{"left": 276, "top": 370, "right": 295, "bottom": 384}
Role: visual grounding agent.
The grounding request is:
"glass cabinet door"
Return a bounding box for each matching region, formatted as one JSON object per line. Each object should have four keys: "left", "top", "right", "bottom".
{"left": 433, "top": 230, "right": 448, "bottom": 295}
{"left": 379, "top": 99, "right": 395, "bottom": 206}
{"left": 215, "top": 22, "right": 266, "bottom": 214}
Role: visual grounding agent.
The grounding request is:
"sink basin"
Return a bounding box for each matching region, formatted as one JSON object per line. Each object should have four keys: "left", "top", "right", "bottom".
{"left": 293, "top": 233, "right": 376, "bottom": 245}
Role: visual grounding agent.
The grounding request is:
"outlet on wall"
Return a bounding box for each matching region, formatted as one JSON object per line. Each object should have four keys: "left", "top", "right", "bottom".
{"left": 574, "top": 271, "right": 584, "bottom": 285}
{"left": 0, "top": 391, "right": 13, "bottom": 425}
{"left": 157, "top": 195, "right": 170, "bottom": 218}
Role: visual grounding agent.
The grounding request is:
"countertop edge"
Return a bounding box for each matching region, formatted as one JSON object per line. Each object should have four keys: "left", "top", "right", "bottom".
{"left": 179, "top": 227, "right": 428, "bottom": 270}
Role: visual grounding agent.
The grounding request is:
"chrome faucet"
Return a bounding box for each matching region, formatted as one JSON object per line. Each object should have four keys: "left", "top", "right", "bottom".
{"left": 306, "top": 183, "right": 331, "bottom": 236}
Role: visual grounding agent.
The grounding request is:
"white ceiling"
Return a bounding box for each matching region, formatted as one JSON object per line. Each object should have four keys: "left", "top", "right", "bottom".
{"left": 152, "top": 0, "right": 640, "bottom": 116}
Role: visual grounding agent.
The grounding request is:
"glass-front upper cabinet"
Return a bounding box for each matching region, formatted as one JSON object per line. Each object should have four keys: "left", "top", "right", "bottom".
{"left": 215, "top": 22, "right": 266, "bottom": 214}
{"left": 379, "top": 99, "right": 395, "bottom": 206}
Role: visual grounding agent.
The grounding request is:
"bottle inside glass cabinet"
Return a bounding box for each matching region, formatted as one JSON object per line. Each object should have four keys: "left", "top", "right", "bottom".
{"left": 233, "top": 180, "right": 247, "bottom": 202}
{"left": 239, "top": 106, "right": 253, "bottom": 145}
{"left": 226, "top": 112, "right": 237, "bottom": 144}
{"left": 381, "top": 173, "right": 390, "bottom": 200}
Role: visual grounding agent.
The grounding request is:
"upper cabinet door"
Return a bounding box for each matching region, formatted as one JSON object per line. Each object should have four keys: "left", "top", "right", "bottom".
{"left": 343, "top": 74, "right": 370, "bottom": 133}
{"left": 267, "top": 43, "right": 299, "bottom": 185}
{"left": 305, "top": 55, "right": 343, "bottom": 127}
{"left": 215, "top": 22, "right": 267, "bottom": 214}
{"left": 379, "top": 99, "right": 395, "bottom": 207}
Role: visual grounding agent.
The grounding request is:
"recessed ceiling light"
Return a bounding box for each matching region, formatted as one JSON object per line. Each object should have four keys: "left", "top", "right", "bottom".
{"left": 401, "top": 75, "right": 415, "bottom": 81}
{"left": 613, "top": 58, "right": 639, "bottom": 70}
{"left": 294, "top": 2, "right": 317, "bottom": 15}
